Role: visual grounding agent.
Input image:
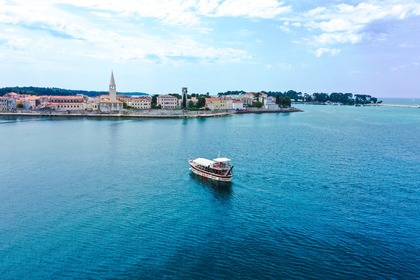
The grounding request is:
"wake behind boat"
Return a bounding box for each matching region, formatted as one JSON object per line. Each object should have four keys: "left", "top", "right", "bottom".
{"left": 188, "top": 157, "right": 234, "bottom": 182}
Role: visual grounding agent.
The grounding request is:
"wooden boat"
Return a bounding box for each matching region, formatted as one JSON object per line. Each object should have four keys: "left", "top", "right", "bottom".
{"left": 188, "top": 157, "right": 234, "bottom": 182}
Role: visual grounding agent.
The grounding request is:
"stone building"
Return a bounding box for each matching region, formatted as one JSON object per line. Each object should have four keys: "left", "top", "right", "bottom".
{"left": 157, "top": 94, "right": 178, "bottom": 109}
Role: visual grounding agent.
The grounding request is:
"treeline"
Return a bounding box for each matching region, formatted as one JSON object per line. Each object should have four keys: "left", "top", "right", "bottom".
{"left": 0, "top": 86, "right": 148, "bottom": 97}
{"left": 218, "top": 90, "right": 381, "bottom": 105}
{"left": 308, "top": 92, "right": 380, "bottom": 105}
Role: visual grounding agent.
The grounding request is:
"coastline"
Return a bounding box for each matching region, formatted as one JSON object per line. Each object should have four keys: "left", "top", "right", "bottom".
{"left": 364, "top": 104, "right": 419, "bottom": 109}
{"left": 293, "top": 101, "right": 420, "bottom": 109}
{"left": 0, "top": 107, "right": 302, "bottom": 119}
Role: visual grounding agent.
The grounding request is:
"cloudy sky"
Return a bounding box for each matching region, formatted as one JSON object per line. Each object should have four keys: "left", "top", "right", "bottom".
{"left": 1, "top": 0, "right": 420, "bottom": 97}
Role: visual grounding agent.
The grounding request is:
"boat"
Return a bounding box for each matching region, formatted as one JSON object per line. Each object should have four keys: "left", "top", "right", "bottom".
{"left": 188, "top": 157, "right": 234, "bottom": 182}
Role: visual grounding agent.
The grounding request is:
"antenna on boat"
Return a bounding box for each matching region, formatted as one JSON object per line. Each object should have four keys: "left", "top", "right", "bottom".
{"left": 218, "top": 150, "right": 221, "bottom": 158}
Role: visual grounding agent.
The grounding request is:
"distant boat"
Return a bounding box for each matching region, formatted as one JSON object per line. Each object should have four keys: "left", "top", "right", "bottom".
{"left": 188, "top": 157, "right": 234, "bottom": 182}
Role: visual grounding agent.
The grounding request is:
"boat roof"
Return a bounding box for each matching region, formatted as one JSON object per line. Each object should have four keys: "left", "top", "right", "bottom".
{"left": 193, "top": 158, "right": 215, "bottom": 166}
{"left": 213, "top": 157, "right": 231, "bottom": 162}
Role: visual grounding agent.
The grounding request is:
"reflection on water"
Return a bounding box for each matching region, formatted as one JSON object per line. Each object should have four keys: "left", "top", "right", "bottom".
{"left": 189, "top": 173, "right": 233, "bottom": 201}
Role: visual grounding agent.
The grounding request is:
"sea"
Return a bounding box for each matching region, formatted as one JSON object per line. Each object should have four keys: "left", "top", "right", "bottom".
{"left": 380, "top": 97, "right": 419, "bottom": 106}
{"left": 1, "top": 102, "right": 419, "bottom": 279}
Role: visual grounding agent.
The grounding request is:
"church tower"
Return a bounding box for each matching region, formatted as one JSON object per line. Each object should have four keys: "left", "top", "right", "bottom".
{"left": 109, "top": 71, "right": 117, "bottom": 101}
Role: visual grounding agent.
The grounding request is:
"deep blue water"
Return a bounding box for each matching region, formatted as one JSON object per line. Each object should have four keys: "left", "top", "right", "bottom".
{"left": 1, "top": 105, "right": 419, "bottom": 279}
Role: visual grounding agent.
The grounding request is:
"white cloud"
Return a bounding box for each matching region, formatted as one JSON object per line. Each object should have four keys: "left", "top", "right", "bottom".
{"left": 0, "top": 0, "right": 256, "bottom": 64}
{"left": 213, "top": 0, "right": 291, "bottom": 19}
{"left": 314, "top": 32, "right": 363, "bottom": 45}
{"left": 398, "top": 43, "right": 415, "bottom": 48}
{"left": 306, "top": 2, "right": 415, "bottom": 33}
{"left": 281, "top": 1, "right": 420, "bottom": 56}
{"left": 314, "top": 48, "right": 341, "bottom": 57}
{"left": 57, "top": 0, "right": 291, "bottom": 27}
{"left": 277, "top": 21, "right": 291, "bottom": 33}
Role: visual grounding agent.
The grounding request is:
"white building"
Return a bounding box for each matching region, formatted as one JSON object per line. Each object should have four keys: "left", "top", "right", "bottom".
{"left": 0, "top": 97, "right": 16, "bottom": 111}
{"left": 258, "top": 92, "right": 268, "bottom": 103}
{"left": 232, "top": 100, "right": 244, "bottom": 110}
{"left": 157, "top": 94, "right": 178, "bottom": 109}
{"left": 48, "top": 95, "right": 86, "bottom": 111}
{"left": 263, "top": 95, "right": 278, "bottom": 110}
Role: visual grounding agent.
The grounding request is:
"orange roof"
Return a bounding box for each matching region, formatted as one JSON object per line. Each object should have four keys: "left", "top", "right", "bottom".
{"left": 158, "top": 94, "right": 177, "bottom": 99}
{"left": 49, "top": 96, "right": 83, "bottom": 99}
{"left": 48, "top": 102, "right": 84, "bottom": 106}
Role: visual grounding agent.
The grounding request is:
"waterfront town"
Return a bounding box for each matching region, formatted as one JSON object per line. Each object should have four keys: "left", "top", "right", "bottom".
{"left": 0, "top": 72, "right": 294, "bottom": 116}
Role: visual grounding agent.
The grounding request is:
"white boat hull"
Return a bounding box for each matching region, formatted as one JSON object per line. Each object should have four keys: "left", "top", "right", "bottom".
{"left": 189, "top": 164, "right": 233, "bottom": 182}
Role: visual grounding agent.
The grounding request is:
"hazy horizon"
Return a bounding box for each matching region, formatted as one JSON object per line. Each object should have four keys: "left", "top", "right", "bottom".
{"left": 1, "top": 1, "right": 420, "bottom": 98}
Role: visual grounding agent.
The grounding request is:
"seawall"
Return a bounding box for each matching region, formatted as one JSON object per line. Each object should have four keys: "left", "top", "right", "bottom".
{"left": 0, "top": 108, "right": 302, "bottom": 119}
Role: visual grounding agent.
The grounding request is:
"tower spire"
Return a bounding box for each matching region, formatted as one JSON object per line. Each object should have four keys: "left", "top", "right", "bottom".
{"left": 109, "top": 71, "right": 116, "bottom": 101}
{"left": 110, "top": 71, "right": 116, "bottom": 87}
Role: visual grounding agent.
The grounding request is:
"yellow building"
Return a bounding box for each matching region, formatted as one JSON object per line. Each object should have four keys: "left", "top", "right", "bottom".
{"left": 130, "top": 97, "right": 152, "bottom": 109}
{"left": 205, "top": 97, "right": 233, "bottom": 110}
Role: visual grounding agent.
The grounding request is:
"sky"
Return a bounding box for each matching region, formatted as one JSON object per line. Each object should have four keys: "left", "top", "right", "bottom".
{"left": 1, "top": 0, "right": 420, "bottom": 98}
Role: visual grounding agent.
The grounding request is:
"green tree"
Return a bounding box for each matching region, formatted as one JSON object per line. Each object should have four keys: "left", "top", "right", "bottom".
{"left": 282, "top": 96, "right": 291, "bottom": 107}
{"left": 182, "top": 96, "right": 187, "bottom": 108}
{"left": 123, "top": 102, "right": 133, "bottom": 109}
{"left": 329, "top": 92, "right": 343, "bottom": 103}
{"left": 151, "top": 94, "right": 158, "bottom": 108}
{"left": 313, "top": 92, "right": 329, "bottom": 102}
{"left": 285, "top": 90, "right": 299, "bottom": 101}
{"left": 197, "top": 97, "right": 206, "bottom": 108}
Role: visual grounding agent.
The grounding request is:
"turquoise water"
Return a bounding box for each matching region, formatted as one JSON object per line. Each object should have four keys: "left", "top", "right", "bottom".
{"left": 1, "top": 105, "right": 419, "bottom": 279}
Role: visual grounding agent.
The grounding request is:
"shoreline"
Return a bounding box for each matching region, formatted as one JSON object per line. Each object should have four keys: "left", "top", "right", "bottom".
{"left": 293, "top": 101, "right": 419, "bottom": 109}
{"left": 364, "top": 104, "right": 419, "bottom": 109}
{"left": 0, "top": 107, "right": 302, "bottom": 119}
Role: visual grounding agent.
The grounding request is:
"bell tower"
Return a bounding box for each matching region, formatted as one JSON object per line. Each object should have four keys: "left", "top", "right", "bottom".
{"left": 109, "top": 71, "right": 117, "bottom": 101}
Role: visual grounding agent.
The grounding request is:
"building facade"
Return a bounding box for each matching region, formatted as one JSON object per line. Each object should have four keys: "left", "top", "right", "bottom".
{"left": 0, "top": 97, "right": 16, "bottom": 111}
{"left": 130, "top": 97, "right": 152, "bottom": 109}
{"left": 157, "top": 94, "right": 178, "bottom": 109}
{"left": 48, "top": 95, "right": 86, "bottom": 111}
{"left": 205, "top": 97, "right": 233, "bottom": 110}
{"left": 232, "top": 100, "right": 244, "bottom": 110}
